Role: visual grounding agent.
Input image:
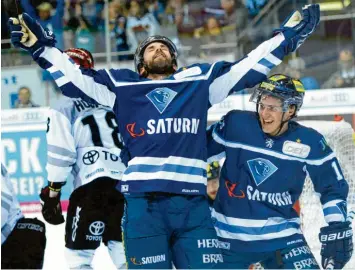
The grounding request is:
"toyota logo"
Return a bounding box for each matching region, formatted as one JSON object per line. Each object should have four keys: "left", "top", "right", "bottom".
{"left": 89, "top": 221, "right": 105, "bottom": 236}
{"left": 83, "top": 150, "right": 99, "bottom": 165}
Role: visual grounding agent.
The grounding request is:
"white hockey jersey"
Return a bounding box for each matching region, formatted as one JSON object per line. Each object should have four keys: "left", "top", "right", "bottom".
{"left": 1, "top": 164, "right": 24, "bottom": 245}
{"left": 46, "top": 97, "right": 126, "bottom": 190}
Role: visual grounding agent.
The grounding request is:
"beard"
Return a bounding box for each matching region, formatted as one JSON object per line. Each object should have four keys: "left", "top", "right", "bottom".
{"left": 143, "top": 54, "right": 176, "bottom": 75}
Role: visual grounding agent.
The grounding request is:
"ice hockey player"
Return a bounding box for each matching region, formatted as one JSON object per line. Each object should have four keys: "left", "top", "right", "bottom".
{"left": 39, "top": 48, "right": 126, "bottom": 269}
{"left": 1, "top": 163, "right": 46, "bottom": 269}
{"left": 9, "top": 5, "right": 320, "bottom": 268}
{"left": 207, "top": 74, "right": 353, "bottom": 269}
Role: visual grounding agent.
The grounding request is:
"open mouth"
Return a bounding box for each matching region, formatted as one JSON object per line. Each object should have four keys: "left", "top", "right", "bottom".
{"left": 154, "top": 54, "right": 166, "bottom": 60}
{"left": 262, "top": 119, "right": 273, "bottom": 127}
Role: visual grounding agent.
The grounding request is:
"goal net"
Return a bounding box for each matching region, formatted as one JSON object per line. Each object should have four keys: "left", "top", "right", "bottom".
{"left": 298, "top": 120, "right": 355, "bottom": 268}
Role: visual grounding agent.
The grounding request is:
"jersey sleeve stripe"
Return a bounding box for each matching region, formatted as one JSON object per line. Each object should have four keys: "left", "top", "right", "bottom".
{"left": 258, "top": 58, "right": 276, "bottom": 70}
{"left": 37, "top": 47, "right": 116, "bottom": 108}
{"left": 324, "top": 213, "right": 346, "bottom": 223}
{"left": 323, "top": 206, "right": 343, "bottom": 216}
{"left": 1, "top": 199, "right": 11, "bottom": 212}
{"left": 47, "top": 151, "right": 76, "bottom": 163}
{"left": 50, "top": 70, "right": 65, "bottom": 80}
{"left": 47, "top": 156, "right": 74, "bottom": 167}
{"left": 264, "top": 54, "right": 282, "bottom": 66}
{"left": 252, "top": 63, "right": 271, "bottom": 75}
{"left": 1, "top": 192, "right": 13, "bottom": 203}
{"left": 47, "top": 145, "right": 76, "bottom": 159}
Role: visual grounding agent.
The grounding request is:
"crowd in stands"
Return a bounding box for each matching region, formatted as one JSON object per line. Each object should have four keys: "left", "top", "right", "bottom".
{"left": 1, "top": 0, "right": 354, "bottom": 89}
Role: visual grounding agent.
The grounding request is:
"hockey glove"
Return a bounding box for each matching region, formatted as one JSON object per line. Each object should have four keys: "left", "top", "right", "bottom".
{"left": 319, "top": 221, "right": 353, "bottom": 269}
{"left": 40, "top": 186, "right": 65, "bottom": 225}
{"left": 273, "top": 4, "right": 320, "bottom": 53}
{"left": 8, "top": 13, "right": 56, "bottom": 53}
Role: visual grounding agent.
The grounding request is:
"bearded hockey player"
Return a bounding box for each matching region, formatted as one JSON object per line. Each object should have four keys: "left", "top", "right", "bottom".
{"left": 39, "top": 48, "right": 126, "bottom": 269}
{"left": 207, "top": 74, "right": 353, "bottom": 269}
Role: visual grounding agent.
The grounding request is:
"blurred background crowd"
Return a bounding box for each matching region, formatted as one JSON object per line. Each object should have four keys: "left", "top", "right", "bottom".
{"left": 1, "top": 0, "right": 355, "bottom": 108}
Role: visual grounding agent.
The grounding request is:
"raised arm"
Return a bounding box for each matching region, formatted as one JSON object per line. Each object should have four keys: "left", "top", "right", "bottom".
{"left": 8, "top": 13, "right": 116, "bottom": 107}
{"left": 208, "top": 4, "right": 320, "bottom": 105}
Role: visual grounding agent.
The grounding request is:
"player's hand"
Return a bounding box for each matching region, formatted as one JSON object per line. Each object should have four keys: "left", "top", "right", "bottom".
{"left": 273, "top": 4, "right": 320, "bottom": 53}
{"left": 319, "top": 221, "right": 353, "bottom": 269}
{"left": 8, "top": 13, "right": 56, "bottom": 52}
{"left": 40, "top": 186, "right": 65, "bottom": 225}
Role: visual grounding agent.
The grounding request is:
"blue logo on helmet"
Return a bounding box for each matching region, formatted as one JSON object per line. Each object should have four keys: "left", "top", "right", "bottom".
{"left": 146, "top": 88, "right": 177, "bottom": 114}
{"left": 247, "top": 158, "right": 278, "bottom": 186}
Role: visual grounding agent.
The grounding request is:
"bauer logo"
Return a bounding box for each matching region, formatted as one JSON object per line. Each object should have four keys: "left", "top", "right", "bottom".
{"left": 282, "top": 141, "right": 310, "bottom": 158}
{"left": 247, "top": 158, "right": 278, "bottom": 186}
{"left": 146, "top": 88, "right": 177, "bottom": 114}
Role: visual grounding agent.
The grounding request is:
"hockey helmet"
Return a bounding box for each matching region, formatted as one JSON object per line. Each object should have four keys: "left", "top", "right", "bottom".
{"left": 250, "top": 74, "right": 305, "bottom": 114}
{"left": 65, "top": 48, "right": 94, "bottom": 69}
{"left": 207, "top": 161, "right": 220, "bottom": 181}
{"left": 134, "top": 35, "right": 178, "bottom": 72}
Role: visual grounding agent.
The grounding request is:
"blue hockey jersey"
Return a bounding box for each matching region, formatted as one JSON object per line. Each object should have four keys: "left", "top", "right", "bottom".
{"left": 34, "top": 33, "right": 288, "bottom": 195}
{"left": 207, "top": 110, "right": 349, "bottom": 252}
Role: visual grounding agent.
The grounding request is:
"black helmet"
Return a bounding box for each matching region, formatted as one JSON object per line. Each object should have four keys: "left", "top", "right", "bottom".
{"left": 134, "top": 35, "right": 178, "bottom": 73}
{"left": 207, "top": 161, "right": 220, "bottom": 181}
{"left": 250, "top": 74, "right": 305, "bottom": 114}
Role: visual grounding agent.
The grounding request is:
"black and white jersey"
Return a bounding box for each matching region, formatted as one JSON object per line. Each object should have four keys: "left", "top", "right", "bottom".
{"left": 1, "top": 164, "right": 24, "bottom": 245}
{"left": 46, "top": 97, "right": 126, "bottom": 190}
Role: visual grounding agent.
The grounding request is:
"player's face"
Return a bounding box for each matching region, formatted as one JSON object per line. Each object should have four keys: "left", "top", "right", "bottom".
{"left": 207, "top": 178, "right": 219, "bottom": 200}
{"left": 258, "top": 95, "right": 285, "bottom": 136}
{"left": 142, "top": 42, "right": 174, "bottom": 74}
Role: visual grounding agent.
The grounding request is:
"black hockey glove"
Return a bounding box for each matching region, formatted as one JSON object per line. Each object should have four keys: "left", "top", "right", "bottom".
{"left": 319, "top": 221, "right": 353, "bottom": 269}
{"left": 39, "top": 185, "right": 65, "bottom": 225}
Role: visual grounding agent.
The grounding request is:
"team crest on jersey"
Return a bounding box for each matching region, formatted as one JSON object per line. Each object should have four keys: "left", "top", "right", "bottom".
{"left": 265, "top": 138, "right": 274, "bottom": 148}
{"left": 146, "top": 88, "right": 177, "bottom": 114}
{"left": 247, "top": 158, "right": 278, "bottom": 186}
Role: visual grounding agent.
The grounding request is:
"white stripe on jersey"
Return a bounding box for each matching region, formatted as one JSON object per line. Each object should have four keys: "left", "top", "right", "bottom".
{"left": 215, "top": 226, "right": 302, "bottom": 242}
{"left": 325, "top": 214, "right": 346, "bottom": 223}
{"left": 212, "top": 130, "right": 336, "bottom": 166}
{"left": 122, "top": 171, "right": 206, "bottom": 184}
{"left": 41, "top": 48, "right": 116, "bottom": 108}
{"left": 104, "top": 64, "right": 217, "bottom": 87}
{"left": 127, "top": 156, "right": 206, "bottom": 168}
{"left": 122, "top": 156, "right": 206, "bottom": 184}
{"left": 212, "top": 209, "right": 302, "bottom": 242}
{"left": 212, "top": 209, "right": 301, "bottom": 227}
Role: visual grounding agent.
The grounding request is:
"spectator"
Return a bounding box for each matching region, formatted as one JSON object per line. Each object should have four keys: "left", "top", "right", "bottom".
{"left": 109, "top": 0, "right": 132, "bottom": 60}
{"left": 21, "top": 0, "right": 65, "bottom": 49}
{"left": 322, "top": 49, "right": 355, "bottom": 89}
{"left": 284, "top": 57, "right": 320, "bottom": 90}
{"left": 14, "top": 87, "right": 39, "bottom": 108}
{"left": 126, "top": 0, "right": 161, "bottom": 51}
{"left": 75, "top": 15, "right": 95, "bottom": 52}
{"left": 207, "top": 161, "right": 220, "bottom": 206}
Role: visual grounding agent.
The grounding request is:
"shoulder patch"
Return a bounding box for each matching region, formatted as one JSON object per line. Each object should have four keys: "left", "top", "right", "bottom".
{"left": 282, "top": 140, "right": 310, "bottom": 158}
{"left": 173, "top": 66, "right": 202, "bottom": 80}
